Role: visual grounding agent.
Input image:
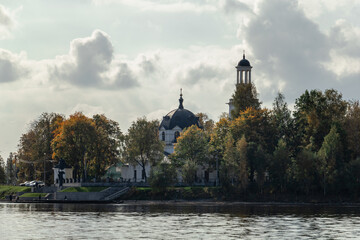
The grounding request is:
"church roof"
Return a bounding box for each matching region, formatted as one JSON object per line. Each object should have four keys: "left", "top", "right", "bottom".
{"left": 159, "top": 91, "right": 201, "bottom": 130}
{"left": 237, "top": 52, "right": 251, "bottom": 67}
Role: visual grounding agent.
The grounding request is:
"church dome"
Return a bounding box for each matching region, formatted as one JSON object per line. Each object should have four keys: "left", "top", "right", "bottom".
{"left": 237, "top": 52, "right": 251, "bottom": 67}
{"left": 159, "top": 92, "right": 201, "bottom": 130}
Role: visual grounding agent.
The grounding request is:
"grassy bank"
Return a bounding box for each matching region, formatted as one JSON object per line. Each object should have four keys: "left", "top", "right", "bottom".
{"left": 0, "top": 185, "right": 31, "bottom": 199}
{"left": 19, "top": 193, "right": 47, "bottom": 198}
{"left": 60, "top": 187, "right": 108, "bottom": 192}
{"left": 121, "top": 186, "right": 222, "bottom": 201}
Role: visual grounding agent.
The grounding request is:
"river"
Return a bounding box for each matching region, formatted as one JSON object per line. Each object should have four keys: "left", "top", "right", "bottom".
{"left": 1, "top": 202, "right": 360, "bottom": 239}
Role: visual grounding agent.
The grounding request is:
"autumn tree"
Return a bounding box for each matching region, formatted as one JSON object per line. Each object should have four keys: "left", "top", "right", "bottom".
{"left": 173, "top": 125, "right": 209, "bottom": 185}
{"left": 17, "top": 113, "right": 63, "bottom": 184}
{"left": 230, "top": 107, "right": 276, "bottom": 153}
{"left": 196, "top": 112, "right": 214, "bottom": 134}
{"left": 123, "top": 117, "right": 164, "bottom": 182}
{"left": 221, "top": 134, "right": 248, "bottom": 190}
{"left": 231, "top": 83, "right": 261, "bottom": 119}
{"left": 52, "top": 112, "right": 98, "bottom": 181}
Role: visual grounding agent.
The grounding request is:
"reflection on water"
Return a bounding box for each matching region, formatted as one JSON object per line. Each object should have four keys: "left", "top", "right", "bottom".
{"left": 1, "top": 202, "right": 360, "bottom": 239}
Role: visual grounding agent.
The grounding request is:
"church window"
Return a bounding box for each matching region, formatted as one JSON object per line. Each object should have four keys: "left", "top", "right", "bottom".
{"left": 162, "top": 132, "right": 165, "bottom": 141}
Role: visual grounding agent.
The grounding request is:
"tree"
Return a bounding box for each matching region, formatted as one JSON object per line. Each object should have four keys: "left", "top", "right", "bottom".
{"left": 52, "top": 112, "right": 97, "bottom": 181}
{"left": 344, "top": 101, "right": 360, "bottom": 160}
{"left": 221, "top": 135, "right": 248, "bottom": 190}
{"left": 317, "top": 125, "right": 343, "bottom": 196}
{"left": 5, "top": 153, "right": 17, "bottom": 185}
{"left": 149, "top": 163, "right": 177, "bottom": 191}
{"left": 231, "top": 83, "right": 261, "bottom": 119}
{"left": 289, "top": 148, "right": 318, "bottom": 194}
{"left": 269, "top": 139, "right": 291, "bottom": 193}
{"left": 173, "top": 125, "right": 209, "bottom": 166}
{"left": 17, "top": 113, "right": 63, "bottom": 184}
{"left": 294, "top": 89, "right": 347, "bottom": 151}
{"left": 124, "top": 117, "right": 164, "bottom": 182}
{"left": 196, "top": 112, "right": 214, "bottom": 134}
{"left": 0, "top": 155, "right": 5, "bottom": 184}
{"left": 90, "top": 114, "right": 122, "bottom": 179}
{"left": 271, "top": 92, "right": 295, "bottom": 152}
{"left": 173, "top": 125, "right": 209, "bottom": 185}
{"left": 230, "top": 107, "right": 276, "bottom": 153}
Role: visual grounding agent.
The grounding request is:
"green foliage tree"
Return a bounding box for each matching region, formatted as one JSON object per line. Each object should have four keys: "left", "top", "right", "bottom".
{"left": 149, "top": 163, "right": 177, "bottom": 191}
{"left": 289, "top": 148, "right": 318, "bottom": 194}
{"left": 5, "top": 153, "right": 17, "bottom": 185}
{"left": 0, "top": 155, "right": 6, "bottom": 184}
{"left": 317, "top": 125, "right": 343, "bottom": 196}
{"left": 269, "top": 139, "right": 291, "bottom": 193}
{"left": 231, "top": 83, "right": 261, "bottom": 119}
{"left": 344, "top": 101, "right": 360, "bottom": 160}
{"left": 124, "top": 117, "right": 164, "bottom": 182}
{"left": 90, "top": 114, "right": 122, "bottom": 179}
{"left": 294, "top": 89, "right": 347, "bottom": 151}
{"left": 17, "top": 112, "right": 63, "bottom": 184}
{"left": 271, "top": 92, "right": 295, "bottom": 152}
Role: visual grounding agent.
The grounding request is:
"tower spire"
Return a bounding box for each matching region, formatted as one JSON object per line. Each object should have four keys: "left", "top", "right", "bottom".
{"left": 179, "top": 88, "right": 184, "bottom": 109}
{"left": 243, "top": 50, "right": 245, "bottom": 59}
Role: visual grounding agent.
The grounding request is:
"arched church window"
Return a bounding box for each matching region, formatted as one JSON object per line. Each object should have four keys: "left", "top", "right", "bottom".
{"left": 174, "top": 131, "right": 180, "bottom": 143}
{"left": 162, "top": 132, "right": 165, "bottom": 141}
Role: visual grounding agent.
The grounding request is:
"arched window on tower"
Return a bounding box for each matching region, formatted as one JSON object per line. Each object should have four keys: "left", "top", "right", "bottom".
{"left": 162, "top": 132, "right": 165, "bottom": 141}
{"left": 174, "top": 131, "right": 180, "bottom": 143}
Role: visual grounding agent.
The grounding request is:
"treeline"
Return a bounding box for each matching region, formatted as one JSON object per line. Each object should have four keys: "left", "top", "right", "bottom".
{"left": 1, "top": 83, "right": 359, "bottom": 199}
{"left": 170, "top": 84, "right": 360, "bottom": 197}
{"left": 0, "top": 112, "right": 123, "bottom": 185}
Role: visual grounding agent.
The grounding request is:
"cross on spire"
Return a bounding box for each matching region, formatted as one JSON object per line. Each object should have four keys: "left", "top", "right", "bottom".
{"left": 179, "top": 88, "right": 184, "bottom": 109}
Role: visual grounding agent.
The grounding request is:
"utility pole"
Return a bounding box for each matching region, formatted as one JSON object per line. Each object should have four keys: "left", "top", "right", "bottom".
{"left": 43, "top": 153, "right": 46, "bottom": 185}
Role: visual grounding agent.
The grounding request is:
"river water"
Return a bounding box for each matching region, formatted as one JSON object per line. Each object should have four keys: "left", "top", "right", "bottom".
{"left": 1, "top": 202, "right": 360, "bottom": 239}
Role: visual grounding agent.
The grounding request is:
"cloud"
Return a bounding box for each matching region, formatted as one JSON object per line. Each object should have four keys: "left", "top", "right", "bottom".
{"left": 50, "top": 30, "right": 142, "bottom": 89}
{"left": 92, "top": 0, "right": 217, "bottom": 13}
{"left": 235, "top": 0, "right": 336, "bottom": 101}
{"left": 0, "top": 49, "right": 28, "bottom": 83}
{"left": 0, "top": 5, "right": 15, "bottom": 39}
{"left": 220, "top": 0, "right": 253, "bottom": 14}
{"left": 51, "top": 30, "right": 113, "bottom": 87}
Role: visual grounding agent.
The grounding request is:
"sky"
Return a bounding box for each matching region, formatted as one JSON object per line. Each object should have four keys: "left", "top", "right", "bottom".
{"left": 0, "top": 0, "right": 360, "bottom": 160}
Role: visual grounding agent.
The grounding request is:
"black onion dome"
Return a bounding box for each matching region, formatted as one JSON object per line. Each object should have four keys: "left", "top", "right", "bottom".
{"left": 159, "top": 92, "right": 201, "bottom": 130}
{"left": 238, "top": 52, "right": 251, "bottom": 67}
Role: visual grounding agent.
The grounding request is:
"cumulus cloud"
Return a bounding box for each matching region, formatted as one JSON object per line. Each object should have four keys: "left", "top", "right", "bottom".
{"left": 0, "top": 49, "right": 28, "bottom": 82}
{"left": 50, "top": 30, "right": 141, "bottom": 90}
{"left": 233, "top": 0, "right": 337, "bottom": 101}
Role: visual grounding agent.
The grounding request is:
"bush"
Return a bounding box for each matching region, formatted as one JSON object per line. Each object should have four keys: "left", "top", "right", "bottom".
{"left": 149, "top": 163, "right": 177, "bottom": 191}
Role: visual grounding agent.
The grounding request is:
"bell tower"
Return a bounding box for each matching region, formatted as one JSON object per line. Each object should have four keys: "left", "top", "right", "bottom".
{"left": 227, "top": 51, "right": 253, "bottom": 118}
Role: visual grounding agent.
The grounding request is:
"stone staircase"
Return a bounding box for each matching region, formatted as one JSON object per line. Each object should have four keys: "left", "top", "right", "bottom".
{"left": 102, "top": 187, "right": 129, "bottom": 201}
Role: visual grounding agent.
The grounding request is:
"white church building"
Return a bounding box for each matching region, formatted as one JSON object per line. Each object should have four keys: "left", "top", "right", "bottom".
{"left": 120, "top": 53, "right": 253, "bottom": 184}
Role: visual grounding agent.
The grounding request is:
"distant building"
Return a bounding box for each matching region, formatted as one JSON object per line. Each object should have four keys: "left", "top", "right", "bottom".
{"left": 159, "top": 90, "right": 201, "bottom": 155}
{"left": 227, "top": 52, "right": 252, "bottom": 118}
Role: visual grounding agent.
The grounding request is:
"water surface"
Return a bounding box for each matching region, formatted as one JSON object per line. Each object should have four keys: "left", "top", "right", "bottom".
{"left": 1, "top": 202, "right": 360, "bottom": 239}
